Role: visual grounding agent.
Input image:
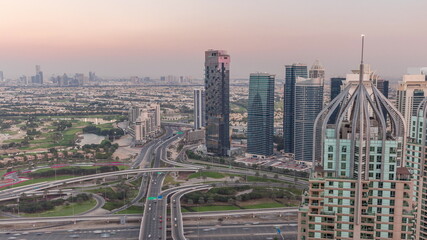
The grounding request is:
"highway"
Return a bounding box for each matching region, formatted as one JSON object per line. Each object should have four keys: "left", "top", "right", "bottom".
{"left": 139, "top": 125, "right": 191, "bottom": 240}
{"left": 0, "top": 167, "right": 198, "bottom": 202}
{"left": 0, "top": 123, "right": 301, "bottom": 240}
{"left": 0, "top": 223, "right": 297, "bottom": 240}
{"left": 170, "top": 186, "right": 212, "bottom": 240}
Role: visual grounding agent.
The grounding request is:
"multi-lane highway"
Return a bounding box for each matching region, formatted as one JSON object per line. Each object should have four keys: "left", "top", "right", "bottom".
{"left": 170, "top": 185, "right": 212, "bottom": 240}
{"left": 139, "top": 125, "right": 200, "bottom": 240}
{"left": 0, "top": 123, "right": 302, "bottom": 240}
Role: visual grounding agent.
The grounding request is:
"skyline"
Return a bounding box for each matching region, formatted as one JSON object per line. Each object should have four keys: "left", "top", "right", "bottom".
{"left": 0, "top": 0, "right": 427, "bottom": 79}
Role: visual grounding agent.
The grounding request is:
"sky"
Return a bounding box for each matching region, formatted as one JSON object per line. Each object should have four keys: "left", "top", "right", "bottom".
{"left": 0, "top": 0, "right": 426, "bottom": 80}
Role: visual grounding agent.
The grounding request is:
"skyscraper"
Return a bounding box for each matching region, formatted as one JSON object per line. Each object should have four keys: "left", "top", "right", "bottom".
{"left": 407, "top": 99, "right": 427, "bottom": 239}
{"left": 329, "top": 77, "right": 345, "bottom": 124}
{"left": 330, "top": 77, "right": 345, "bottom": 101}
{"left": 309, "top": 60, "right": 325, "bottom": 79}
{"left": 294, "top": 77, "right": 323, "bottom": 162}
{"left": 193, "top": 89, "right": 206, "bottom": 129}
{"left": 298, "top": 38, "right": 414, "bottom": 240}
{"left": 247, "top": 73, "right": 275, "bottom": 157}
{"left": 0, "top": 71, "right": 3, "bottom": 82}
{"left": 89, "top": 71, "right": 96, "bottom": 82}
{"left": 31, "top": 65, "right": 43, "bottom": 84}
{"left": 204, "top": 49, "right": 230, "bottom": 156}
{"left": 376, "top": 79, "right": 389, "bottom": 98}
{"left": 283, "top": 64, "right": 308, "bottom": 153}
{"left": 396, "top": 73, "right": 427, "bottom": 134}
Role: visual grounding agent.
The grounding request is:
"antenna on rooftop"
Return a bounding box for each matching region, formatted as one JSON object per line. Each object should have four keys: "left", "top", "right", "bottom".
{"left": 359, "top": 34, "right": 365, "bottom": 84}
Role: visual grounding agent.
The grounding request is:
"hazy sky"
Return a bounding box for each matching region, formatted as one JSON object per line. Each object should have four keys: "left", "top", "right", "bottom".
{"left": 0, "top": 0, "right": 426, "bottom": 79}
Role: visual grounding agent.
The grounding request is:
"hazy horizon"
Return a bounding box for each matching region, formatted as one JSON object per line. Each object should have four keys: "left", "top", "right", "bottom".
{"left": 0, "top": 0, "right": 426, "bottom": 79}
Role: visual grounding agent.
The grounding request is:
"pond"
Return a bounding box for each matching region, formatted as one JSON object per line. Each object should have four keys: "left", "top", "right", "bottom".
{"left": 77, "top": 133, "right": 105, "bottom": 146}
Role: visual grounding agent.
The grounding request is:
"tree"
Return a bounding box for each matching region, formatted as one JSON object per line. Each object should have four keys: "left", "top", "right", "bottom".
{"left": 255, "top": 171, "right": 260, "bottom": 177}
{"left": 274, "top": 174, "right": 279, "bottom": 179}
{"left": 198, "top": 197, "right": 205, "bottom": 204}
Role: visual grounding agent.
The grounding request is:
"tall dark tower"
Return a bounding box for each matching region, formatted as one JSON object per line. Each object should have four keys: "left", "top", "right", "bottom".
{"left": 204, "top": 50, "right": 230, "bottom": 156}
{"left": 283, "top": 64, "right": 308, "bottom": 153}
{"left": 247, "top": 73, "right": 275, "bottom": 156}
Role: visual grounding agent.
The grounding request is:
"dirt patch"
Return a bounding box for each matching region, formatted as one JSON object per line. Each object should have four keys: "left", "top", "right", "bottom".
{"left": 177, "top": 172, "right": 192, "bottom": 180}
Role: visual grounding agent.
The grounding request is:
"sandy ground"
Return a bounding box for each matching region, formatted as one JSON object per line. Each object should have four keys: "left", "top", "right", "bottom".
{"left": 0, "top": 125, "right": 26, "bottom": 144}
{"left": 112, "top": 135, "right": 140, "bottom": 161}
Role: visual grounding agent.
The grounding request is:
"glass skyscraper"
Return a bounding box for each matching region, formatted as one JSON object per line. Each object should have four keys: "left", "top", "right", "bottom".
{"left": 204, "top": 50, "right": 230, "bottom": 156}
{"left": 283, "top": 64, "right": 308, "bottom": 153}
{"left": 294, "top": 77, "right": 323, "bottom": 162}
{"left": 247, "top": 73, "right": 275, "bottom": 156}
{"left": 329, "top": 77, "right": 345, "bottom": 124}
{"left": 330, "top": 77, "right": 345, "bottom": 101}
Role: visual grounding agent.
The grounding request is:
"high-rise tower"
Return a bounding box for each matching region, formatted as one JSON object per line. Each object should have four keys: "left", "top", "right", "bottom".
{"left": 247, "top": 73, "right": 275, "bottom": 156}
{"left": 396, "top": 73, "right": 427, "bottom": 135}
{"left": 298, "top": 36, "right": 414, "bottom": 240}
{"left": 283, "top": 64, "right": 308, "bottom": 153}
{"left": 194, "top": 89, "right": 206, "bottom": 129}
{"left": 204, "top": 50, "right": 230, "bottom": 156}
{"left": 294, "top": 77, "right": 323, "bottom": 162}
{"left": 309, "top": 60, "right": 325, "bottom": 79}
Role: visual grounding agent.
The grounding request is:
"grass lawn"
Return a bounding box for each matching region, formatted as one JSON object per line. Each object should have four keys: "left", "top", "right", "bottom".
{"left": 22, "top": 199, "right": 97, "bottom": 217}
{"left": 47, "top": 114, "right": 121, "bottom": 120}
{"left": 188, "top": 205, "right": 241, "bottom": 212}
{"left": 188, "top": 171, "right": 225, "bottom": 179}
{"left": 97, "top": 123, "right": 114, "bottom": 130}
{"left": 0, "top": 130, "right": 18, "bottom": 135}
{"left": 164, "top": 174, "right": 178, "bottom": 185}
{"left": 181, "top": 207, "right": 190, "bottom": 213}
{"left": 116, "top": 206, "right": 144, "bottom": 214}
{"left": 102, "top": 201, "right": 123, "bottom": 211}
{"left": 59, "top": 128, "right": 82, "bottom": 146}
{"left": 32, "top": 165, "right": 118, "bottom": 174}
{"left": 230, "top": 103, "right": 246, "bottom": 113}
{"left": 241, "top": 201, "right": 285, "bottom": 209}
{"left": 6, "top": 175, "right": 74, "bottom": 189}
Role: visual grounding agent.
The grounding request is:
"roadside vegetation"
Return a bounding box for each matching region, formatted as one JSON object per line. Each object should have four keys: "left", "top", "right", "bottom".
{"left": 186, "top": 150, "right": 309, "bottom": 179}
{"left": 0, "top": 193, "right": 94, "bottom": 216}
{"left": 181, "top": 186, "right": 301, "bottom": 212}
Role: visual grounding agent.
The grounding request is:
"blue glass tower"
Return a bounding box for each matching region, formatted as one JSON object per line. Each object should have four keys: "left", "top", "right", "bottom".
{"left": 294, "top": 77, "right": 323, "bottom": 162}
{"left": 283, "top": 64, "right": 308, "bottom": 153}
{"left": 247, "top": 73, "right": 275, "bottom": 156}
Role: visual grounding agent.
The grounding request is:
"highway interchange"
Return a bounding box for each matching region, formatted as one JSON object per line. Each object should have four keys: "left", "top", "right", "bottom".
{"left": 0, "top": 124, "right": 302, "bottom": 240}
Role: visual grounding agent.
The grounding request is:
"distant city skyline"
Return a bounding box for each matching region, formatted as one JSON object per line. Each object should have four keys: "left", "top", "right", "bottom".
{"left": 0, "top": 1, "right": 426, "bottom": 79}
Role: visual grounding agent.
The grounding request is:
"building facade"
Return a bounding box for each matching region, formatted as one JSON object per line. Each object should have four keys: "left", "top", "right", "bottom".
{"left": 294, "top": 77, "right": 323, "bottom": 162}
{"left": 204, "top": 49, "right": 230, "bottom": 156}
{"left": 193, "top": 89, "right": 206, "bottom": 129}
{"left": 406, "top": 99, "right": 427, "bottom": 239}
{"left": 396, "top": 74, "right": 427, "bottom": 135}
{"left": 298, "top": 61, "right": 414, "bottom": 239}
{"left": 247, "top": 73, "right": 275, "bottom": 156}
{"left": 128, "top": 103, "right": 161, "bottom": 144}
{"left": 309, "top": 60, "right": 325, "bottom": 79}
{"left": 284, "top": 64, "right": 308, "bottom": 153}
